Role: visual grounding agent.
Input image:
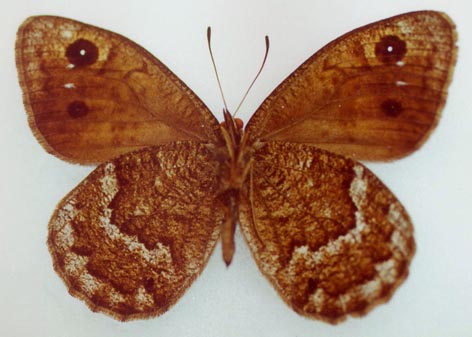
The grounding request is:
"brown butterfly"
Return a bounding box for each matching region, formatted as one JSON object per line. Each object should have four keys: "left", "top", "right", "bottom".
{"left": 16, "top": 11, "right": 456, "bottom": 323}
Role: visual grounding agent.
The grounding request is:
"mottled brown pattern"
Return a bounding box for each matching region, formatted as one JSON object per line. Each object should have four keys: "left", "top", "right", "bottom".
{"left": 245, "top": 12, "right": 457, "bottom": 161}
{"left": 239, "top": 142, "right": 415, "bottom": 323}
{"left": 48, "top": 142, "right": 223, "bottom": 320}
{"left": 16, "top": 11, "right": 456, "bottom": 323}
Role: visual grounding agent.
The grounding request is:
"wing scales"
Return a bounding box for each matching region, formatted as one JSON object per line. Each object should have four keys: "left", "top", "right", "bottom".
{"left": 246, "top": 11, "right": 456, "bottom": 161}
{"left": 239, "top": 141, "right": 415, "bottom": 322}
{"left": 16, "top": 16, "right": 222, "bottom": 164}
{"left": 48, "top": 142, "right": 222, "bottom": 320}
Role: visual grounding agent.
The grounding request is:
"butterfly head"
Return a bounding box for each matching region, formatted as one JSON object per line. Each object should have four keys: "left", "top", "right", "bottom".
{"left": 219, "top": 112, "right": 243, "bottom": 132}
{"left": 219, "top": 108, "right": 244, "bottom": 144}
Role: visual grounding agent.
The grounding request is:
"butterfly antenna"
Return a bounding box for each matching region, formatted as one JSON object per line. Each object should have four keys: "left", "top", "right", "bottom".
{"left": 233, "top": 35, "right": 270, "bottom": 117}
{"left": 207, "top": 27, "right": 229, "bottom": 112}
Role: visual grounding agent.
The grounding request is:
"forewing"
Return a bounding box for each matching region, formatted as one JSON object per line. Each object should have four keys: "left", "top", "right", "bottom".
{"left": 48, "top": 142, "right": 222, "bottom": 320}
{"left": 16, "top": 16, "right": 222, "bottom": 164}
{"left": 246, "top": 11, "right": 456, "bottom": 161}
{"left": 239, "top": 142, "right": 415, "bottom": 323}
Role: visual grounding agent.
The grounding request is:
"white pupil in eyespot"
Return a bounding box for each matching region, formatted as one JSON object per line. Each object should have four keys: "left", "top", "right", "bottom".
{"left": 387, "top": 46, "right": 393, "bottom": 53}
{"left": 80, "top": 49, "right": 86, "bottom": 56}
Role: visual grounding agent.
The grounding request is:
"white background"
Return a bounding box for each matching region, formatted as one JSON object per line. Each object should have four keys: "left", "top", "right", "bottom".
{"left": 1, "top": 0, "right": 471, "bottom": 336}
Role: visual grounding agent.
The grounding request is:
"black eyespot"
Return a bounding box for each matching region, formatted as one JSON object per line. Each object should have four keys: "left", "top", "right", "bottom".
{"left": 66, "top": 39, "right": 98, "bottom": 67}
{"left": 67, "top": 100, "right": 89, "bottom": 118}
{"left": 381, "top": 99, "right": 403, "bottom": 117}
{"left": 375, "top": 35, "right": 407, "bottom": 64}
{"left": 144, "top": 278, "right": 155, "bottom": 292}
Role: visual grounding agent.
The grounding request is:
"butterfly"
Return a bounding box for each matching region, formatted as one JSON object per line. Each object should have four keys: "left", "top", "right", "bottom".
{"left": 15, "top": 11, "right": 456, "bottom": 323}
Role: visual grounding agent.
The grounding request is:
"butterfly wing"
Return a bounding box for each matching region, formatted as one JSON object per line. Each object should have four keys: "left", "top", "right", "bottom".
{"left": 16, "top": 16, "right": 222, "bottom": 164}
{"left": 245, "top": 11, "right": 457, "bottom": 161}
{"left": 48, "top": 141, "right": 222, "bottom": 320}
{"left": 239, "top": 142, "right": 414, "bottom": 323}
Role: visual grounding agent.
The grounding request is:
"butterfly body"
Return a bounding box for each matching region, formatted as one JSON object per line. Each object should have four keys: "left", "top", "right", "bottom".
{"left": 214, "top": 111, "right": 253, "bottom": 265}
{"left": 16, "top": 12, "right": 456, "bottom": 323}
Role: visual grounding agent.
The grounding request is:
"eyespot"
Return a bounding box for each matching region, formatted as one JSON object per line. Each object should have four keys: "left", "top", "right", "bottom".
{"left": 68, "top": 100, "right": 89, "bottom": 118}
{"left": 381, "top": 99, "right": 403, "bottom": 117}
{"left": 66, "top": 39, "right": 99, "bottom": 67}
{"left": 144, "top": 278, "right": 155, "bottom": 292}
{"left": 375, "top": 35, "right": 407, "bottom": 64}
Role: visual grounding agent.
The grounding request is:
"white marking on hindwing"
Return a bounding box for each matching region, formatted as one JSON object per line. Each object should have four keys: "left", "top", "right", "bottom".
{"left": 31, "top": 31, "right": 43, "bottom": 39}
{"left": 100, "top": 163, "right": 119, "bottom": 200}
{"left": 387, "top": 202, "right": 412, "bottom": 257}
{"left": 350, "top": 165, "right": 367, "bottom": 205}
{"left": 286, "top": 163, "right": 412, "bottom": 310}
{"left": 311, "top": 288, "right": 327, "bottom": 311}
{"left": 387, "top": 203, "right": 410, "bottom": 232}
{"left": 63, "top": 251, "right": 87, "bottom": 274}
{"left": 108, "top": 289, "right": 126, "bottom": 305}
{"left": 52, "top": 202, "right": 78, "bottom": 249}
{"left": 97, "top": 163, "right": 175, "bottom": 269}
{"left": 135, "top": 286, "right": 154, "bottom": 307}
{"left": 375, "top": 259, "right": 398, "bottom": 284}
{"left": 50, "top": 160, "right": 178, "bottom": 303}
{"left": 287, "top": 165, "right": 369, "bottom": 268}
{"left": 316, "top": 164, "right": 368, "bottom": 260}
{"left": 79, "top": 272, "right": 102, "bottom": 296}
